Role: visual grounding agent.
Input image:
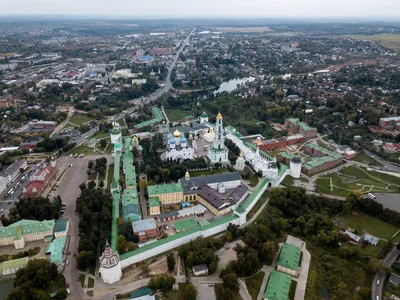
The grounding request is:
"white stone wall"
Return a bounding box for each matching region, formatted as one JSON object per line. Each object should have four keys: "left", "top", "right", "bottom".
{"left": 102, "top": 262, "right": 123, "bottom": 284}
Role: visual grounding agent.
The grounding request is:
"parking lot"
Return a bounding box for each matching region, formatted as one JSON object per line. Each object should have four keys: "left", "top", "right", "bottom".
{"left": 373, "top": 193, "right": 400, "bottom": 212}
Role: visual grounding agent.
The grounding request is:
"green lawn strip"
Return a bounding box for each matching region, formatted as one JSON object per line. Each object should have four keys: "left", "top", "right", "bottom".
{"left": 70, "top": 146, "right": 96, "bottom": 155}
{"left": 215, "top": 283, "right": 243, "bottom": 300}
{"left": 104, "top": 143, "right": 114, "bottom": 154}
{"left": 62, "top": 122, "right": 76, "bottom": 130}
{"left": 88, "top": 172, "right": 97, "bottom": 180}
{"left": 88, "top": 277, "right": 94, "bottom": 289}
{"left": 107, "top": 164, "right": 114, "bottom": 190}
{"left": 335, "top": 212, "right": 399, "bottom": 240}
{"left": 352, "top": 152, "right": 383, "bottom": 167}
{"left": 246, "top": 193, "right": 269, "bottom": 221}
{"left": 89, "top": 266, "right": 96, "bottom": 276}
{"left": 79, "top": 274, "right": 85, "bottom": 288}
{"left": 98, "top": 171, "right": 106, "bottom": 181}
{"left": 118, "top": 119, "right": 125, "bottom": 127}
{"left": 93, "top": 131, "right": 109, "bottom": 139}
{"left": 165, "top": 109, "right": 193, "bottom": 122}
{"left": 69, "top": 114, "right": 95, "bottom": 126}
{"left": 289, "top": 280, "right": 297, "bottom": 300}
{"left": 161, "top": 283, "right": 187, "bottom": 300}
{"left": 244, "top": 271, "right": 265, "bottom": 300}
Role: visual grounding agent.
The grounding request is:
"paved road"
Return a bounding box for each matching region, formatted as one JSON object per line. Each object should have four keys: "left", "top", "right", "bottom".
{"left": 364, "top": 149, "right": 400, "bottom": 173}
{"left": 51, "top": 108, "right": 74, "bottom": 138}
{"left": 71, "top": 126, "right": 99, "bottom": 146}
{"left": 372, "top": 247, "right": 400, "bottom": 300}
{"left": 115, "top": 28, "right": 196, "bottom": 121}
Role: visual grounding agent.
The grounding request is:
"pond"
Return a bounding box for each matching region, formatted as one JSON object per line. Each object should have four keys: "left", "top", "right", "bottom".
{"left": 214, "top": 77, "right": 256, "bottom": 94}
{"left": 0, "top": 282, "right": 13, "bottom": 300}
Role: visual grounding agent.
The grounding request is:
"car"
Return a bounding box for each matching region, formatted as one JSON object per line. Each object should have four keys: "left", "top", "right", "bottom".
{"left": 66, "top": 283, "right": 69, "bottom": 288}
{"left": 76, "top": 277, "right": 80, "bottom": 281}
{"left": 73, "top": 253, "right": 76, "bottom": 257}
{"left": 376, "top": 296, "right": 379, "bottom": 300}
{"left": 376, "top": 280, "right": 380, "bottom": 285}
{"left": 69, "top": 154, "right": 73, "bottom": 158}
{"left": 66, "top": 288, "right": 70, "bottom": 294}
{"left": 208, "top": 284, "right": 213, "bottom": 287}
{"left": 66, "top": 260, "right": 69, "bottom": 265}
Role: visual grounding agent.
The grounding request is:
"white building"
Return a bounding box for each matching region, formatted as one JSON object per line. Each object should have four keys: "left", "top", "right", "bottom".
{"left": 290, "top": 157, "right": 302, "bottom": 179}
{"left": 165, "top": 129, "right": 196, "bottom": 161}
{"left": 199, "top": 112, "right": 209, "bottom": 124}
{"left": 100, "top": 241, "right": 122, "bottom": 284}
{"left": 208, "top": 113, "right": 229, "bottom": 164}
{"left": 110, "top": 128, "right": 122, "bottom": 145}
{"left": 234, "top": 153, "right": 246, "bottom": 171}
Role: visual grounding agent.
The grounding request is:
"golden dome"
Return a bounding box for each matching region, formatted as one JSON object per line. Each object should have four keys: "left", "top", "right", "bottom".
{"left": 173, "top": 129, "right": 181, "bottom": 137}
{"left": 132, "top": 135, "right": 138, "bottom": 143}
{"left": 217, "top": 112, "right": 222, "bottom": 119}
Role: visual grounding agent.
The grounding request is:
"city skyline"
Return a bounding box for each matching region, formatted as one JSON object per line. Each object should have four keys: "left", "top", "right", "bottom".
{"left": 0, "top": 0, "right": 399, "bottom": 18}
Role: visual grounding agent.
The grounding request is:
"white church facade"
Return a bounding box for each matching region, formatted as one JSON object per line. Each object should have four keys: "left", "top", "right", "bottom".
{"left": 165, "top": 129, "right": 196, "bottom": 161}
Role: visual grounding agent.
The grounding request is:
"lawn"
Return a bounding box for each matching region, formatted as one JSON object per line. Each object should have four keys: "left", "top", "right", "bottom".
{"left": 89, "top": 266, "right": 96, "bottom": 276}
{"left": 88, "top": 172, "right": 97, "bottom": 180}
{"left": 87, "top": 291, "right": 93, "bottom": 296}
{"left": 190, "top": 167, "right": 230, "bottom": 177}
{"left": 88, "top": 277, "right": 94, "bottom": 289}
{"left": 215, "top": 283, "right": 243, "bottom": 300}
{"left": 335, "top": 212, "right": 399, "bottom": 240}
{"left": 107, "top": 164, "right": 114, "bottom": 189}
{"left": 351, "top": 152, "right": 383, "bottom": 167}
{"left": 118, "top": 119, "right": 125, "bottom": 127}
{"left": 62, "top": 122, "right": 76, "bottom": 130}
{"left": 316, "top": 165, "right": 400, "bottom": 197}
{"left": 79, "top": 274, "right": 85, "bottom": 287}
{"left": 344, "top": 34, "right": 400, "bottom": 51}
{"left": 98, "top": 170, "right": 106, "bottom": 181}
{"left": 357, "top": 240, "right": 386, "bottom": 257}
{"left": 69, "top": 114, "right": 94, "bottom": 126}
{"left": 289, "top": 280, "right": 297, "bottom": 300}
{"left": 165, "top": 108, "right": 193, "bottom": 122}
{"left": 243, "top": 169, "right": 259, "bottom": 187}
{"left": 104, "top": 142, "right": 114, "bottom": 154}
{"left": 245, "top": 271, "right": 265, "bottom": 300}
{"left": 70, "top": 146, "right": 96, "bottom": 155}
{"left": 93, "top": 131, "right": 109, "bottom": 139}
{"left": 162, "top": 283, "right": 187, "bottom": 300}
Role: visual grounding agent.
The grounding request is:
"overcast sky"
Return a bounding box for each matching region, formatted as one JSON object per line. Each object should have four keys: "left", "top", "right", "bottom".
{"left": 0, "top": 0, "right": 398, "bottom": 18}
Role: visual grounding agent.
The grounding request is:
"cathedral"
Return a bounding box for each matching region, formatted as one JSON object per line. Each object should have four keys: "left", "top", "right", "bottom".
{"left": 208, "top": 112, "right": 229, "bottom": 164}
{"left": 165, "top": 129, "right": 196, "bottom": 161}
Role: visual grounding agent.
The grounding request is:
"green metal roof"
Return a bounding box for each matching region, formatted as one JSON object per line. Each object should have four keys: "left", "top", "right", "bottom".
{"left": 277, "top": 243, "right": 301, "bottom": 271}
{"left": 111, "top": 190, "right": 121, "bottom": 252}
{"left": 54, "top": 219, "right": 68, "bottom": 233}
{"left": 236, "top": 178, "right": 269, "bottom": 212}
{"left": 199, "top": 214, "right": 238, "bottom": 231}
{"left": 148, "top": 182, "right": 183, "bottom": 195}
{"left": 46, "top": 237, "right": 66, "bottom": 263}
{"left": 111, "top": 129, "right": 121, "bottom": 135}
{"left": 130, "top": 287, "right": 152, "bottom": 299}
{"left": 264, "top": 270, "right": 292, "bottom": 300}
{"left": 0, "top": 219, "right": 55, "bottom": 240}
{"left": 200, "top": 112, "right": 208, "bottom": 118}
{"left": 149, "top": 197, "right": 160, "bottom": 207}
{"left": 1, "top": 257, "right": 28, "bottom": 270}
{"left": 173, "top": 218, "right": 199, "bottom": 232}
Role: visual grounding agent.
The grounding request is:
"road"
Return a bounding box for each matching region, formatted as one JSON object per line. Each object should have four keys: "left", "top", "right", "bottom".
{"left": 115, "top": 28, "right": 196, "bottom": 121}
{"left": 51, "top": 108, "right": 74, "bottom": 138}
{"left": 363, "top": 149, "right": 400, "bottom": 173}
{"left": 372, "top": 247, "right": 400, "bottom": 300}
{"left": 71, "top": 126, "right": 99, "bottom": 145}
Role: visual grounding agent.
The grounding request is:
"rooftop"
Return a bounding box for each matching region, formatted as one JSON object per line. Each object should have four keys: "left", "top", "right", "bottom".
{"left": 54, "top": 219, "right": 68, "bottom": 233}
{"left": 1, "top": 257, "right": 28, "bottom": 270}
{"left": 277, "top": 243, "right": 301, "bottom": 271}
{"left": 173, "top": 218, "right": 199, "bottom": 232}
{"left": 148, "top": 182, "right": 183, "bottom": 195}
{"left": 45, "top": 237, "right": 66, "bottom": 263}
{"left": 149, "top": 197, "right": 160, "bottom": 207}
{"left": 132, "top": 219, "right": 157, "bottom": 233}
{"left": 264, "top": 270, "right": 292, "bottom": 300}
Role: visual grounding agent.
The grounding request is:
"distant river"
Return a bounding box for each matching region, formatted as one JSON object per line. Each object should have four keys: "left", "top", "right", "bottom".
{"left": 214, "top": 77, "right": 256, "bottom": 94}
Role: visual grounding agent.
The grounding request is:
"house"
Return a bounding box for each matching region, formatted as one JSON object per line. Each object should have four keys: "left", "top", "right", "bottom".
{"left": 0, "top": 257, "right": 29, "bottom": 275}
{"left": 0, "top": 219, "right": 55, "bottom": 249}
{"left": 54, "top": 219, "right": 69, "bottom": 238}
{"left": 192, "top": 264, "right": 208, "bottom": 276}
{"left": 276, "top": 243, "right": 302, "bottom": 277}
{"left": 389, "top": 273, "right": 400, "bottom": 287}
{"left": 132, "top": 219, "right": 159, "bottom": 242}
{"left": 341, "top": 230, "right": 361, "bottom": 244}
{"left": 363, "top": 234, "right": 380, "bottom": 246}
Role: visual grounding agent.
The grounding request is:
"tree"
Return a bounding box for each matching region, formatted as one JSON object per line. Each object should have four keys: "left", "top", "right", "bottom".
{"left": 118, "top": 235, "right": 127, "bottom": 254}
{"left": 167, "top": 253, "right": 175, "bottom": 272}
{"left": 262, "top": 241, "right": 278, "bottom": 265}
{"left": 76, "top": 251, "right": 96, "bottom": 269}
{"left": 183, "top": 283, "right": 198, "bottom": 300}
{"left": 225, "top": 231, "right": 233, "bottom": 242}
{"left": 126, "top": 241, "right": 137, "bottom": 251}
{"left": 139, "top": 178, "right": 148, "bottom": 191}
{"left": 148, "top": 274, "right": 176, "bottom": 292}
{"left": 99, "top": 180, "right": 104, "bottom": 188}
{"left": 100, "top": 139, "right": 107, "bottom": 148}
{"left": 222, "top": 272, "right": 239, "bottom": 292}
{"left": 88, "top": 161, "right": 94, "bottom": 169}
{"left": 160, "top": 168, "right": 170, "bottom": 183}
{"left": 87, "top": 181, "right": 96, "bottom": 189}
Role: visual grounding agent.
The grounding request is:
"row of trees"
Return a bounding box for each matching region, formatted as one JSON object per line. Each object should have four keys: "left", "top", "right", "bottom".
{"left": 75, "top": 183, "right": 112, "bottom": 269}
{"left": 1, "top": 196, "right": 63, "bottom": 226}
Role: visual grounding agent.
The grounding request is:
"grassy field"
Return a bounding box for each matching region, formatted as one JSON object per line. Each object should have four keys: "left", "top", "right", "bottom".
{"left": 345, "top": 34, "right": 400, "bottom": 51}
{"left": 79, "top": 274, "right": 85, "bottom": 287}
{"left": 316, "top": 165, "right": 400, "bottom": 197}
{"left": 165, "top": 109, "right": 193, "bottom": 122}
{"left": 88, "top": 172, "right": 97, "bottom": 180}
{"left": 69, "top": 114, "right": 94, "bottom": 126}
{"left": 104, "top": 142, "right": 114, "bottom": 154}
{"left": 88, "top": 277, "right": 94, "bottom": 288}
{"left": 62, "top": 122, "right": 76, "bottom": 130}
{"left": 245, "top": 271, "right": 265, "bottom": 300}
{"left": 93, "top": 131, "right": 109, "bottom": 139}
{"left": 357, "top": 239, "right": 386, "bottom": 257}
{"left": 246, "top": 191, "right": 269, "bottom": 221}
{"left": 351, "top": 152, "right": 383, "bottom": 167}
{"left": 70, "top": 146, "right": 96, "bottom": 155}
{"left": 241, "top": 168, "right": 259, "bottom": 187}
{"left": 334, "top": 212, "right": 399, "bottom": 240}
{"left": 215, "top": 283, "right": 243, "bottom": 300}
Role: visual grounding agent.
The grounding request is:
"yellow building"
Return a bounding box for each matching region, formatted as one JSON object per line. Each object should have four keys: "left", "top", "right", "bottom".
{"left": 147, "top": 183, "right": 183, "bottom": 204}
{"left": 149, "top": 197, "right": 161, "bottom": 215}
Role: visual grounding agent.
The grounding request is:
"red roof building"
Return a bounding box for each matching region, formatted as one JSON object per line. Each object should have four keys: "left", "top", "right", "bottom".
{"left": 22, "top": 166, "right": 56, "bottom": 198}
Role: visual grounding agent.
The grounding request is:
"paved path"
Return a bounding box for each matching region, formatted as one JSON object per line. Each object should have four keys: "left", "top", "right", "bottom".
{"left": 238, "top": 279, "right": 252, "bottom": 300}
